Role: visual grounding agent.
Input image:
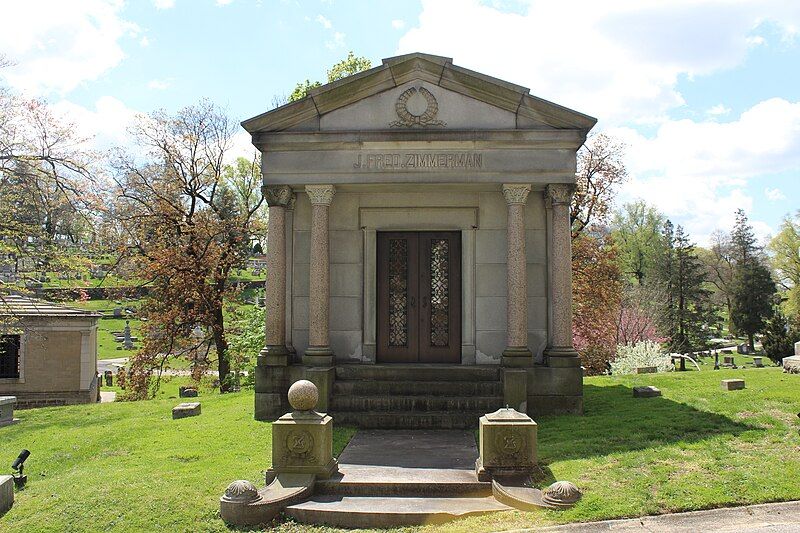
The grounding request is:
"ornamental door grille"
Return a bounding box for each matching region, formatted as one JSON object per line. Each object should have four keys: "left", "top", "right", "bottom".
{"left": 376, "top": 231, "right": 461, "bottom": 363}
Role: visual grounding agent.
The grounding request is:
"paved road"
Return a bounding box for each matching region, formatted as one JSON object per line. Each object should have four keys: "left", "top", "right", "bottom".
{"left": 516, "top": 501, "right": 800, "bottom": 533}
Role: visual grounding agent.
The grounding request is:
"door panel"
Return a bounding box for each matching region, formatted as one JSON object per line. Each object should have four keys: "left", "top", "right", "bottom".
{"left": 377, "top": 231, "right": 461, "bottom": 363}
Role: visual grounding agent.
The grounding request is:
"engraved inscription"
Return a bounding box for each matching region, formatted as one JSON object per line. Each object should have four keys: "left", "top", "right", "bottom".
{"left": 353, "top": 152, "right": 483, "bottom": 170}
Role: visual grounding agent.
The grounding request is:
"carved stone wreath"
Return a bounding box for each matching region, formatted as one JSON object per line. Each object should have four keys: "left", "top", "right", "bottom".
{"left": 390, "top": 87, "right": 446, "bottom": 128}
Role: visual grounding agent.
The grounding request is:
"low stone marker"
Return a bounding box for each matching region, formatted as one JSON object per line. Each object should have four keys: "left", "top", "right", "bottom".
{"left": 752, "top": 357, "right": 764, "bottom": 368}
{"left": 0, "top": 475, "right": 13, "bottom": 515}
{"left": 721, "top": 379, "right": 745, "bottom": 391}
{"left": 783, "top": 355, "right": 800, "bottom": 374}
{"left": 0, "top": 397, "right": 18, "bottom": 427}
{"left": 633, "top": 386, "right": 662, "bottom": 398}
{"left": 476, "top": 407, "right": 537, "bottom": 481}
{"left": 634, "top": 366, "right": 657, "bottom": 374}
{"left": 172, "top": 402, "right": 201, "bottom": 419}
{"left": 179, "top": 387, "right": 198, "bottom": 398}
{"left": 723, "top": 356, "right": 735, "bottom": 365}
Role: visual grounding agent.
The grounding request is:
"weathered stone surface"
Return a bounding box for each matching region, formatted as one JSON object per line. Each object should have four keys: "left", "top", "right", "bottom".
{"left": 178, "top": 387, "right": 198, "bottom": 398}
{"left": 0, "top": 474, "right": 13, "bottom": 515}
{"left": 271, "top": 403, "right": 337, "bottom": 478}
{"left": 477, "top": 407, "right": 537, "bottom": 480}
{"left": 288, "top": 380, "right": 318, "bottom": 411}
{"left": 633, "top": 386, "right": 661, "bottom": 398}
{"left": 752, "top": 357, "right": 764, "bottom": 368}
{"left": 220, "top": 473, "right": 315, "bottom": 528}
{"left": 634, "top": 366, "right": 657, "bottom": 374}
{"left": 721, "top": 379, "right": 745, "bottom": 391}
{"left": 172, "top": 402, "right": 201, "bottom": 419}
{"left": 796, "top": 341, "right": 800, "bottom": 356}
{"left": 0, "top": 396, "right": 18, "bottom": 427}
{"left": 542, "top": 481, "right": 583, "bottom": 509}
{"left": 723, "top": 356, "right": 735, "bottom": 365}
{"left": 784, "top": 355, "right": 800, "bottom": 374}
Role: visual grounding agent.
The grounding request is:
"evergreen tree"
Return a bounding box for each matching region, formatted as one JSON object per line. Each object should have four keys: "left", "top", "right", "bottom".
{"left": 660, "top": 224, "right": 715, "bottom": 352}
{"left": 729, "top": 209, "right": 777, "bottom": 351}
{"left": 761, "top": 312, "right": 800, "bottom": 365}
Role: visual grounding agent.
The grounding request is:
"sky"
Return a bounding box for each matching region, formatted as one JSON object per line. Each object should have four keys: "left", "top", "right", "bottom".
{"left": 1, "top": 0, "right": 799, "bottom": 245}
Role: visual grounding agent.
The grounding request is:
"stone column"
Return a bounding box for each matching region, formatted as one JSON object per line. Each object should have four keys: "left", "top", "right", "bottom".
{"left": 544, "top": 184, "right": 580, "bottom": 366}
{"left": 502, "top": 184, "right": 533, "bottom": 367}
{"left": 303, "top": 185, "right": 335, "bottom": 366}
{"left": 259, "top": 185, "right": 294, "bottom": 366}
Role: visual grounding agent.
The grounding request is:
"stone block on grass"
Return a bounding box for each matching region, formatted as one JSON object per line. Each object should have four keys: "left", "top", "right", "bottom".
{"left": 721, "top": 379, "right": 745, "bottom": 391}
{"left": 634, "top": 366, "right": 657, "bottom": 374}
{"left": 752, "top": 357, "right": 764, "bottom": 368}
{"left": 633, "top": 386, "right": 661, "bottom": 398}
{"left": 172, "top": 402, "right": 201, "bottom": 419}
{"left": 0, "top": 397, "right": 18, "bottom": 427}
{"left": 0, "top": 474, "right": 13, "bottom": 515}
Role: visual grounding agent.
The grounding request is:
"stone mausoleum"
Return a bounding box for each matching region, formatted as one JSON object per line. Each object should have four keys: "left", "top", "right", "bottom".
{"left": 244, "top": 53, "right": 596, "bottom": 428}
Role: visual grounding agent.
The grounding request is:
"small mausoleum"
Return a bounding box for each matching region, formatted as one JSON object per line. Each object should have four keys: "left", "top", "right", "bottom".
{"left": 244, "top": 53, "right": 596, "bottom": 427}
{"left": 0, "top": 295, "right": 100, "bottom": 408}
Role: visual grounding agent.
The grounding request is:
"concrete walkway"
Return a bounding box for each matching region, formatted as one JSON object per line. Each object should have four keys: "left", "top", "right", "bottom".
{"left": 521, "top": 501, "right": 800, "bottom": 533}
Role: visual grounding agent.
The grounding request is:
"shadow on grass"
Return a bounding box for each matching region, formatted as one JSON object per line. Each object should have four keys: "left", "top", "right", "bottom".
{"left": 537, "top": 384, "right": 757, "bottom": 463}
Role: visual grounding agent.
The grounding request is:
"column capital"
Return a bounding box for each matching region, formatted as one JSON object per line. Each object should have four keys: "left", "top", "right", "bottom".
{"left": 545, "top": 183, "right": 574, "bottom": 206}
{"left": 262, "top": 185, "right": 294, "bottom": 208}
{"left": 305, "top": 185, "right": 336, "bottom": 206}
{"left": 502, "top": 184, "right": 531, "bottom": 205}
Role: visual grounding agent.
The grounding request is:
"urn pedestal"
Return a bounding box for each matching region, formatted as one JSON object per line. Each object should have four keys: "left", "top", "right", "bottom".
{"left": 476, "top": 407, "right": 537, "bottom": 481}
{"left": 269, "top": 409, "right": 337, "bottom": 479}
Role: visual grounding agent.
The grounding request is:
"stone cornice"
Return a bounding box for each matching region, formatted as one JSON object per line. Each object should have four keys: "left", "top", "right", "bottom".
{"left": 305, "top": 185, "right": 336, "bottom": 206}
{"left": 502, "top": 184, "right": 532, "bottom": 205}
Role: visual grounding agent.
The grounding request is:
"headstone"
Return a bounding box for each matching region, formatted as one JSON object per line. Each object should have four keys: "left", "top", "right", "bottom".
{"left": 634, "top": 366, "right": 657, "bottom": 374}
{"left": 104, "top": 370, "right": 113, "bottom": 387}
{"left": 179, "top": 387, "right": 198, "bottom": 398}
{"left": 737, "top": 343, "right": 750, "bottom": 354}
{"left": 721, "top": 379, "right": 745, "bottom": 391}
{"left": 0, "top": 397, "right": 18, "bottom": 427}
{"left": 475, "top": 406, "right": 537, "bottom": 481}
{"left": 783, "top": 355, "right": 800, "bottom": 374}
{"left": 752, "top": 357, "right": 764, "bottom": 368}
{"left": 633, "top": 386, "right": 662, "bottom": 398}
{"left": 123, "top": 321, "right": 134, "bottom": 350}
{"left": 714, "top": 352, "right": 720, "bottom": 370}
{"left": 723, "top": 356, "right": 735, "bottom": 365}
{"left": 0, "top": 475, "right": 13, "bottom": 515}
{"left": 796, "top": 341, "right": 800, "bottom": 356}
{"left": 113, "top": 307, "right": 123, "bottom": 318}
{"left": 172, "top": 402, "right": 201, "bottom": 419}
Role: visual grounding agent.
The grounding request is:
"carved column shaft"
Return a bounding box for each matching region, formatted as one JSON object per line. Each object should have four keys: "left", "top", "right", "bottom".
{"left": 502, "top": 184, "right": 533, "bottom": 367}
{"left": 260, "top": 185, "right": 294, "bottom": 366}
{"left": 545, "top": 184, "right": 580, "bottom": 364}
{"left": 304, "top": 185, "right": 335, "bottom": 366}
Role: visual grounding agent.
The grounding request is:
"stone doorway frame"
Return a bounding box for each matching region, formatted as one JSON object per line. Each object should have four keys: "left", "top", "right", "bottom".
{"left": 360, "top": 206, "right": 478, "bottom": 365}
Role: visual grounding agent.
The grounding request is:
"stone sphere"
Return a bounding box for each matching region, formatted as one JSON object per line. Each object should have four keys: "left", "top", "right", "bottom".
{"left": 288, "top": 379, "right": 318, "bottom": 411}
{"left": 222, "top": 480, "right": 260, "bottom": 504}
{"left": 542, "top": 480, "right": 582, "bottom": 508}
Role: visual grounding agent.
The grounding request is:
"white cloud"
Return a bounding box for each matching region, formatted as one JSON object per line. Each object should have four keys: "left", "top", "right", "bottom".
{"left": 216, "top": 0, "right": 234, "bottom": 5}
{"left": 153, "top": 0, "right": 175, "bottom": 9}
{"left": 325, "top": 31, "right": 346, "bottom": 50}
{"left": 707, "top": 103, "right": 731, "bottom": 116}
{"left": 765, "top": 187, "right": 786, "bottom": 201}
{"left": 609, "top": 97, "right": 800, "bottom": 243}
{"left": 316, "top": 14, "right": 332, "bottom": 29}
{"left": 398, "top": 0, "right": 800, "bottom": 126}
{"left": 0, "top": 1, "right": 139, "bottom": 96}
{"left": 139, "top": 36, "right": 151, "bottom": 47}
{"left": 51, "top": 96, "right": 140, "bottom": 153}
{"left": 147, "top": 78, "right": 172, "bottom": 90}
{"left": 391, "top": 19, "right": 405, "bottom": 29}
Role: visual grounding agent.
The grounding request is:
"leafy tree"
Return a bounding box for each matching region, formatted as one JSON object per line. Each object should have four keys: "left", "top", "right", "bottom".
{"left": 611, "top": 200, "right": 665, "bottom": 285}
{"left": 768, "top": 211, "right": 800, "bottom": 321}
{"left": 288, "top": 51, "right": 372, "bottom": 102}
{"left": 571, "top": 133, "right": 628, "bottom": 238}
{"left": 572, "top": 231, "right": 622, "bottom": 374}
{"left": 698, "top": 230, "right": 736, "bottom": 333}
{"left": 226, "top": 303, "right": 265, "bottom": 389}
{"left": 729, "top": 209, "right": 776, "bottom": 351}
{"left": 113, "top": 100, "right": 264, "bottom": 397}
{"left": 761, "top": 311, "right": 800, "bottom": 365}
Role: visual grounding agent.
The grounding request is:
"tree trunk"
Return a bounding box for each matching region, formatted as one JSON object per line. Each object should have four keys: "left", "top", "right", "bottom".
{"left": 212, "top": 304, "right": 230, "bottom": 392}
{"left": 748, "top": 333, "right": 755, "bottom": 354}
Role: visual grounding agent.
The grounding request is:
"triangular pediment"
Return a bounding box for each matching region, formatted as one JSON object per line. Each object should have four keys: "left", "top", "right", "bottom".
{"left": 241, "top": 53, "right": 596, "bottom": 134}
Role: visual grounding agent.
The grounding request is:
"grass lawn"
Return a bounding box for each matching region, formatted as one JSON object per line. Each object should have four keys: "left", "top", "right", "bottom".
{"left": 1, "top": 368, "right": 798, "bottom": 532}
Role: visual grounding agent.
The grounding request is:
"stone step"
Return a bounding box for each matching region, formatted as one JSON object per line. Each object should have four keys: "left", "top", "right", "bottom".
{"left": 315, "top": 468, "right": 491, "bottom": 497}
{"left": 331, "top": 411, "right": 484, "bottom": 429}
{"left": 332, "top": 380, "right": 502, "bottom": 397}
{"left": 335, "top": 364, "right": 501, "bottom": 382}
{"left": 330, "top": 395, "right": 502, "bottom": 413}
{"left": 284, "top": 495, "right": 510, "bottom": 528}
